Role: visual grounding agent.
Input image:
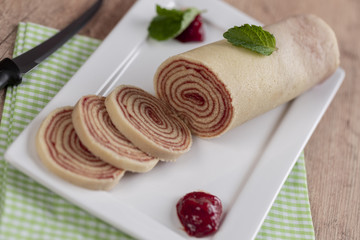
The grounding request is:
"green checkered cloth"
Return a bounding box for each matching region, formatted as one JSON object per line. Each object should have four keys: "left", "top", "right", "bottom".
{"left": 0, "top": 23, "right": 315, "bottom": 240}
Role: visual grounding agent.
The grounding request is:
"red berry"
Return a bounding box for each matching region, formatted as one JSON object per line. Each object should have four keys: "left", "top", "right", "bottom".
{"left": 176, "top": 191, "right": 222, "bottom": 237}
{"left": 176, "top": 15, "right": 205, "bottom": 42}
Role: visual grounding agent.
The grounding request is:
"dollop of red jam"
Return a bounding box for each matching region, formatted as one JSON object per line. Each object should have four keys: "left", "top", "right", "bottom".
{"left": 176, "top": 191, "right": 222, "bottom": 238}
{"left": 176, "top": 15, "right": 205, "bottom": 42}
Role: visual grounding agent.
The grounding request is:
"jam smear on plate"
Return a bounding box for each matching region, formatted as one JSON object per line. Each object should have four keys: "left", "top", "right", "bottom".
{"left": 176, "top": 191, "right": 222, "bottom": 237}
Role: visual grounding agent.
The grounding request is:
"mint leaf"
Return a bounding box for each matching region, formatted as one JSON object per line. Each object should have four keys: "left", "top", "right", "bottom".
{"left": 148, "top": 5, "right": 201, "bottom": 41}
{"left": 148, "top": 15, "right": 181, "bottom": 41}
{"left": 223, "top": 24, "right": 277, "bottom": 56}
{"left": 156, "top": 5, "right": 183, "bottom": 19}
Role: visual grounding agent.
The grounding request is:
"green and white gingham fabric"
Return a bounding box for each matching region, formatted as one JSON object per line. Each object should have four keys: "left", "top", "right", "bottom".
{"left": 0, "top": 22, "right": 315, "bottom": 240}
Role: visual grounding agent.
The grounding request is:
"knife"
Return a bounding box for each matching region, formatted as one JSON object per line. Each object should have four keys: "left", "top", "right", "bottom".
{"left": 0, "top": 0, "right": 103, "bottom": 90}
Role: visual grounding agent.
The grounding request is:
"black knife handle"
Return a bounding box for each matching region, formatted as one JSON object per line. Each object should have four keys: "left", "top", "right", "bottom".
{"left": 0, "top": 58, "right": 22, "bottom": 90}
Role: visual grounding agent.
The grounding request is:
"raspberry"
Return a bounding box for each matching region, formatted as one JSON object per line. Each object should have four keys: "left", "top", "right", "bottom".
{"left": 176, "top": 191, "right": 222, "bottom": 237}
{"left": 176, "top": 15, "right": 205, "bottom": 42}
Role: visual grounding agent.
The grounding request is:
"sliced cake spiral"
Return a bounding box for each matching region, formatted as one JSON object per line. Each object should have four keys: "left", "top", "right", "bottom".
{"left": 36, "top": 107, "right": 125, "bottom": 190}
{"left": 72, "top": 95, "right": 159, "bottom": 172}
{"left": 105, "top": 85, "right": 192, "bottom": 161}
{"left": 154, "top": 15, "right": 340, "bottom": 138}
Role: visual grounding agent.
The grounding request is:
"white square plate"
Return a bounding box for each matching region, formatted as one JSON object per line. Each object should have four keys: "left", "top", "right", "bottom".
{"left": 5, "top": 0, "right": 345, "bottom": 239}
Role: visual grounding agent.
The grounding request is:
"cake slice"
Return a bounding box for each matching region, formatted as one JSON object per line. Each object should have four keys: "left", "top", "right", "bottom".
{"left": 36, "top": 107, "right": 125, "bottom": 190}
{"left": 72, "top": 95, "right": 159, "bottom": 172}
{"left": 105, "top": 85, "right": 192, "bottom": 161}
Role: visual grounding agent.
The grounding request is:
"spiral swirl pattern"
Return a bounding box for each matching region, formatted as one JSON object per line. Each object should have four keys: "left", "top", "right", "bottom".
{"left": 36, "top": 107, "right": 124, "bottom": 190}
{"left": 72, "top": 95, "right": 158, "bottom": 172}
{"left": 155, "top": 59, "right": 233, "bottom": 138}
{"left": 105, "top": 85, "right": 192, "bottom": 161}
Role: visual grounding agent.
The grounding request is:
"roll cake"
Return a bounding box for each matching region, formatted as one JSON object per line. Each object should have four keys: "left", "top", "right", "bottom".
{"left": 105, "top": 85, "right": 192, "bottom": 161}
{"left": 72, "top": 95, "right": 159, "bottom": 172}
{"left": 36, "top": 107, "right": 125, "bottom": 190}
{"left": 154, "top": 14, "right": 340, "bottom": 138}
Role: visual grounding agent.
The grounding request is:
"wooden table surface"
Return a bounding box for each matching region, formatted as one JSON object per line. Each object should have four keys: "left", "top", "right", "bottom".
{"left": 1, "top": 0, "right": 359, "bottom": 239}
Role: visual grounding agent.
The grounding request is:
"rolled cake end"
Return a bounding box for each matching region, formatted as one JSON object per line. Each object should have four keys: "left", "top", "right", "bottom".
{"left": 154, "top": 58, "right": 234, "bottom": 138}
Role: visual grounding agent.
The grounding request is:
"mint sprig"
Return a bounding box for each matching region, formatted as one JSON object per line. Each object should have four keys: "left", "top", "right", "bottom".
{"left": 223, "top": 24, "right": 277, "bottom": 56}
{"left": 148, "top": 5, "right": 202, "bottom": 41}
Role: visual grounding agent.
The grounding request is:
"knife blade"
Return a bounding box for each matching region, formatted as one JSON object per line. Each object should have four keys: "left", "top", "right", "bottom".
{"left": 0, "top": 0, "right": 103, "bottom": 90}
